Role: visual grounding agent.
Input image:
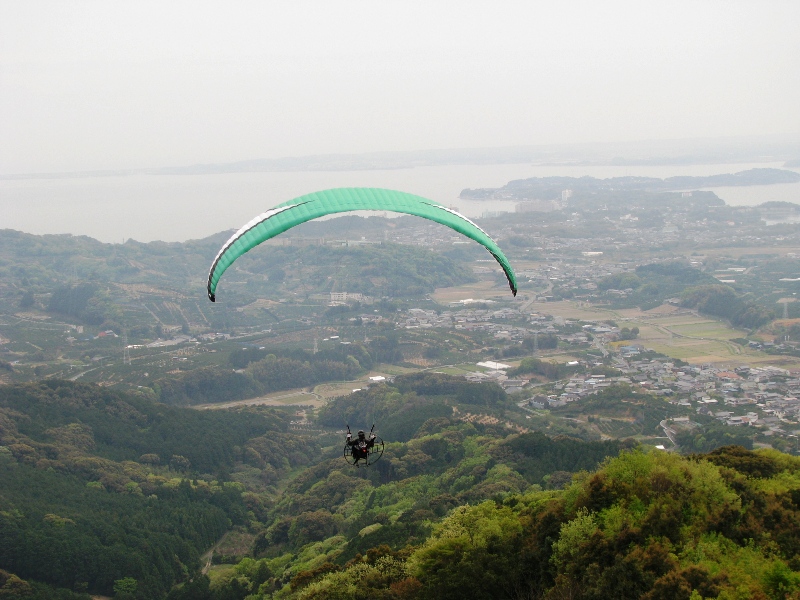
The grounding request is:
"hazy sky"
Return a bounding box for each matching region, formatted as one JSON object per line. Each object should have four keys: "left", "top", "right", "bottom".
{"left": 2, "top": 1, "right": 799, "bottom": 174}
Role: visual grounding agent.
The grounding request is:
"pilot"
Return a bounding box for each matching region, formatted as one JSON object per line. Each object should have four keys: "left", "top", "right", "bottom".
{"left": 346, "top": 429, "right": 376, "bottom": 465}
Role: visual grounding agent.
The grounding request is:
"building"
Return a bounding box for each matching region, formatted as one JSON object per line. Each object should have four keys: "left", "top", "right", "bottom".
{"left": 330, "top": 292, "right": 371, "bottom": 303}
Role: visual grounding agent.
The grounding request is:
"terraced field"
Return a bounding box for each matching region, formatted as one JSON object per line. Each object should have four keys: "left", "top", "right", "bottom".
{"left": 595, "top": 418, "right": 641, "bottom": 438}
{"left": 529, "top": 300, "right": 800, "bottom": 367}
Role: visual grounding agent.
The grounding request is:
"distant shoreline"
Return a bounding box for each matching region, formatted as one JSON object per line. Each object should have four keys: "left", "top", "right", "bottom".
{"left": 3, "top": 161, "right": 799, "bottom": 243}
{"left": 4, "top": 135, "right": 799, "bottom": 180}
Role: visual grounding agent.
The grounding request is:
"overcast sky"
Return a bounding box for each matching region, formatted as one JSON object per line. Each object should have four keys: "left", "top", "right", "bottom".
{"left": 2, "top": 1, "right": 799, "bottom": 175}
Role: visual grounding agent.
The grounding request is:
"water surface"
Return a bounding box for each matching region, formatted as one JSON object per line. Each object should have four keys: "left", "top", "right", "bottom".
{"left": 1, "top": 161, "right": 797, "bottom": 242}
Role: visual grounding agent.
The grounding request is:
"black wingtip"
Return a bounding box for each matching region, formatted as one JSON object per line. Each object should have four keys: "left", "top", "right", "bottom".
{"left": 208, "top": 292, "right": 216, "bottom": 302}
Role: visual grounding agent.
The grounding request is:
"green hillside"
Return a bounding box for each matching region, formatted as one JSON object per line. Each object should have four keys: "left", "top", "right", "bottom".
{"left": 272, "top": 445, "right": 800, "bottom": 600}
{"left": 0, "top": 228, "right": 475, "bottom": 334}
{"left": 0, "top": 381, "right": 314, "bottom": 598}
{"left": 5, "top": 379, "right": 800, "bottom": 599}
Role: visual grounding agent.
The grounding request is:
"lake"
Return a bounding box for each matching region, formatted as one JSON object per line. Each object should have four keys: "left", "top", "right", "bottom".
{"left": 2, "top": 161, "right": 799, "bottom": 243}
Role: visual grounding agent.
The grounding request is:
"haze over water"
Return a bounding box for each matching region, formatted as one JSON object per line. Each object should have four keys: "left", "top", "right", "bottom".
{"left": 2, "top": 162, "right": 799, "bottom": 244}
{"left": 3, "top": 4, "right": 798, "bottom": 244}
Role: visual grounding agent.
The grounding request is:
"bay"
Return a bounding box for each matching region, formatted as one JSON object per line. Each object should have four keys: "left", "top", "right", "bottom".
{"left": 1, "top": 161, "right": 798, "bottom": 243}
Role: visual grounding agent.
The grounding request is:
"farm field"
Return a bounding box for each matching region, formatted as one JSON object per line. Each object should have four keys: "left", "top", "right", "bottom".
{"left": 643, "top": 340, "right": 742, "bottom": 363}
{"left": 667, "top": 322, "right": 746, "bottom": 340}
{"left": 432, "top": 279, "right": 516, "bottom": 303}
{"left": 594, "top": 418, "right": 643, "bottom": 439}
{"left": 701, "top": 246, "right": 800, "bottom": 259}
{"left": 517, "top": 300, "right": 800, "bottom": 367}
{"left": 314, "top": 381, "right": 372, "bottom": 399}
{"left": 627, "top": 315, "right": 756, "bottom": 365}
{"left": 372, "top": 364, "right": 418, "bottom": 375}
{"left": 432, "top": 365, "right": 474, "bottom": 376}
{"left": 523, "top": 301, "right": 611, "bottom": 320}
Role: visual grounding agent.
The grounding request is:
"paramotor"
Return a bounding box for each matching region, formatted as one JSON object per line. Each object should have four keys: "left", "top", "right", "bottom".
{"left": 343, "top": 424, "right": 384, "bottom": 468}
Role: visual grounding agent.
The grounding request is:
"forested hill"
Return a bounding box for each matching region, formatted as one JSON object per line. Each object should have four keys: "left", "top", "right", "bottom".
{"left": 0, "top": 228, "right": 472, "bottom": 299}
{"left": 0, "top": 227, "right": 475, "bottom": 334}
{"left": 268, "top": 446, "right": 800, "bottom": 600}
{"left": 0, "top": 378, "right": 629, "bottom": 598}
{"left": 0, "top": 381, "right": 316, "bottom": 599}
{"left": 175, "top": 373, "right": 800, "bottom": 600}
{"left": 6, "top": 379, "right": 800, "bottom": 599}
{"left": 596, "top": 262, "right": 775, "bottom": 327}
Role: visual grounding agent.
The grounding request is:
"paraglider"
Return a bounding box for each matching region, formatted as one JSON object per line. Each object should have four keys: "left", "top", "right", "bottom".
{"left": 206, "top": 188, "right": 517, "bottom": 302}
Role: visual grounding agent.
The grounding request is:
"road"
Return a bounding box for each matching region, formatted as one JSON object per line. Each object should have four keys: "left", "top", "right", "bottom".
{"left": 69, "top": 366, "right": 100, "bottom": 381}
{"left": 660, "top": 419, "right": 678, "bottom": 447}
{"left": 593, "top": 338, "right": 609, "bottom": 357}
{"left": 193, "top": 390, "right": 322, "bottom": 410}
{"left": 199, "top": 532, "right": 229, "bottom": 575}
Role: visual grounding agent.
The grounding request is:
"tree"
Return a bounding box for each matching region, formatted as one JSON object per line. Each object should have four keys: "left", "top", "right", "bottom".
{"left": 19, "top": 290, "right": 34, "bottom": 309}
{"left": 0, "top": 570, "right": 33, "bottom": 597}
{"left": 268, "top": 268, "right": 286, "bottom": 283}
{"left": 166, "top": 575, "right": 211, "bottom": 600}
{"left": 288, "top": 510, "right": 339, "bottom": 547}
{"left": 409, "top": 502, "right": 523, "bottom": 600}
{"left": 113, "top": 577, "right": 137, "bottom": 598}
{"left": 170, "top": 455, "right": 191, "bottom": 472}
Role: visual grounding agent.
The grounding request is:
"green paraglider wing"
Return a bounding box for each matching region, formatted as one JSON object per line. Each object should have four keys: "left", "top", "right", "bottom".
{"left": 207, "top": 188, "right": 517, "bottom": 301}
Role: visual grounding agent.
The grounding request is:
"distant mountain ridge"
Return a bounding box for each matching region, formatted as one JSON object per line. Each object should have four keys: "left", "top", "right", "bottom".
{"left": 4, "top": 134, "right": 800, "bottom": 179}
